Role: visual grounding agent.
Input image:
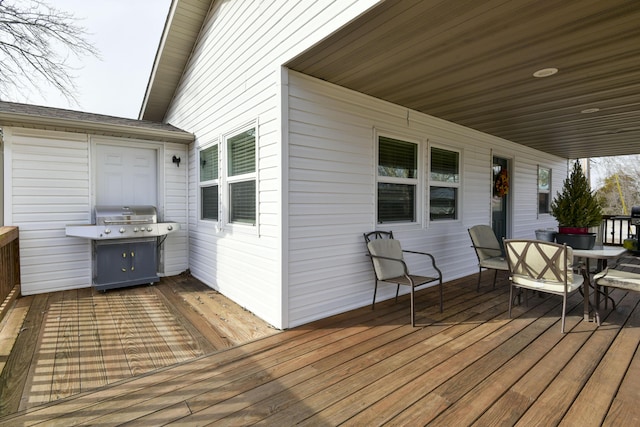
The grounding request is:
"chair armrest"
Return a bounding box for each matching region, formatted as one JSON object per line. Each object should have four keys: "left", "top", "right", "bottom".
{"left": 604, "top": 255, "right": 640, "bottom": 272}
{"left": 617, "top": 263, "right": 640, "bottom": 270}
{"left": 470, "top": 245, "right": 504, "bottom": 253}
{"left": 612, "top": 263, "right": 640, "bottom": 274}
{"left": 402, "top": 250, "right": 443, "bottom": 279}
{"left": 570, "top": 259, "right": 585, "bottom": 270}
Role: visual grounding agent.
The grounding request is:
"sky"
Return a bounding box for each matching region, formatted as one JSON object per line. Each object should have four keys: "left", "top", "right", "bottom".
{"left": 11, "top": 0, "right": 172, "bottom": 119}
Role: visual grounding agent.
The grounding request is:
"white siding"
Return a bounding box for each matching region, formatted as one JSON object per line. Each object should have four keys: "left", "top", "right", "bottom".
{"left": 161, "top": 143, "right": 189, "bottom": 276}
{"left": 164, "top": 1, "right": 379, "bottom": 329}
{"left": 286, "top": 71, "right": 567, "bottom": 327}
{"left": 5, "top": 128, "right": 91, "bottom": 294}
{"left": 4, "top": 128, "right": 189, "bottom": 295}
{"left": 162, "top": 0, "right": 566, "bottom": 328}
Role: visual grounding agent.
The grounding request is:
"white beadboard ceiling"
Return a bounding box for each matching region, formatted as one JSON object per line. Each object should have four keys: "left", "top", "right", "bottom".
{"left": 143, "top": 0, "right": 640, "bottom": 159}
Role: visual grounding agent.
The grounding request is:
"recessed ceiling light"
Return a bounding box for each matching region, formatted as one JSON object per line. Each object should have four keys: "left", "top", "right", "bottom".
{"left": 581, "top": 108, "right": 600, "bottom": 114}
{"left": 533, "top": 68, "right": 559, "bottom": 78}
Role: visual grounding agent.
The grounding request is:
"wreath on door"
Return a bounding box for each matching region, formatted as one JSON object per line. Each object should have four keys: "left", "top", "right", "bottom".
{"left": 494, "top": 168, "right": 509, "bottom": 197}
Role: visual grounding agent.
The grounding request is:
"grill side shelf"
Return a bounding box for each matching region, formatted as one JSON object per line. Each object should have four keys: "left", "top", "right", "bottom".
{"left": 65, "top": 222, "right": 179, "bottom": 240}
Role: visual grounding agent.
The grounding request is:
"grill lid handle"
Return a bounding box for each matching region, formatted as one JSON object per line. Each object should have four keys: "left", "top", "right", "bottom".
{"left": 102, "top": 219, "right": 152, "bottom": 224}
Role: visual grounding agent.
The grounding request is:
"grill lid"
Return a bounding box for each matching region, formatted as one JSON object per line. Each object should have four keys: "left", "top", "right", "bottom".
{"left": 94, "top": 205, "right": 157, "bottom": 225}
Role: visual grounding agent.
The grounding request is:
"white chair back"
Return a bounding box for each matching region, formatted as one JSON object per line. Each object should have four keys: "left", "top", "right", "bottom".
{"left": 367, "top": 239, "right": 405, "bottom": 280}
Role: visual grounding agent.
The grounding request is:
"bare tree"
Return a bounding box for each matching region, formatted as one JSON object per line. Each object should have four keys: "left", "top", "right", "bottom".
{"left": 0, "top": 0, "right": 98, "bottom": 104}
{"left": 591, "top": 155, "right": 640, "bottom": 215}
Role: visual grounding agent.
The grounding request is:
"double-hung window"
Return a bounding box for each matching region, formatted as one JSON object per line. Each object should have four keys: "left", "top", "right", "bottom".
{"left": 430, "top": 146, "right": 460, "bottom": 220}
{"left": 199, "top": 143, "right": 219, "bottom": 221}
{"left": 538, "top": 166, "right": 551, "bottom": 214}
{"left": 226, "top": 128, "right": 256, "bottom": 225}
{"left": 377, "top": 135, "right": 419, "bottom": 224}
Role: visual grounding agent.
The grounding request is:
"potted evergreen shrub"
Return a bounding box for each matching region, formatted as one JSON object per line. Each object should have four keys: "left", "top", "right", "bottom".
{"left": 550, "top": 160, "right": 603, "bottom": 249}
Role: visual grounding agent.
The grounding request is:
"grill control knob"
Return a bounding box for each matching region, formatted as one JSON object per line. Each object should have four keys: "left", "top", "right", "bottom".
{"left": 119, "top": 228, "right": 125, "bottom": 234}
{"left": 133, "top": 227, "right": 139, "bottom": 232}
{"left": 147, "top": 226, "right": 153, "bottom": 232}
{"left": 104, "top": 228, "right": 111, "bottom": 234}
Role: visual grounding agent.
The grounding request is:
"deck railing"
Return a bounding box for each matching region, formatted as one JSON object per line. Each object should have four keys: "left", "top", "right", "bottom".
{"left": 0, "top": 226, "right": 20, "bottom": 321}
{"left": 600, "top": 215, "right": 636, "bottom": 246}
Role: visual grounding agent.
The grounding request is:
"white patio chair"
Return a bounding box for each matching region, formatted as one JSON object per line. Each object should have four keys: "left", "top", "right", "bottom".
{"left": 504, "top": 239, "right": 585, "bottom": 333}
{"left": 594, "top": 256, "right": 640, "bottom": 320}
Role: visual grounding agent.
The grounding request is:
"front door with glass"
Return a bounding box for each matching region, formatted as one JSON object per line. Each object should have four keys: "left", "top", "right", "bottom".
{"left": 492, "top": 156, "right": 510, "bottom": 245}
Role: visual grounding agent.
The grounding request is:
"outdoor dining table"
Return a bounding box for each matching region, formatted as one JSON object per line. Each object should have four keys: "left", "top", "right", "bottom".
{"left": 572, "top": 245, "right": 628, "bottom": 323}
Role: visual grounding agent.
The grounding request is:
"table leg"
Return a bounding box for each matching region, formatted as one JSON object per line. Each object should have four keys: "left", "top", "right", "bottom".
{"left": 583, "top": 258, "right": 591, "bottom": 322}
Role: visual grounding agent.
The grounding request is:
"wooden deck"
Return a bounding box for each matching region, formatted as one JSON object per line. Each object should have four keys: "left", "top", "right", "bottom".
{"left": 0, "top": 274, "right": 278, "bottom": 417}
{"left": 1, "top": 271, "right": 639, "bottom": 426}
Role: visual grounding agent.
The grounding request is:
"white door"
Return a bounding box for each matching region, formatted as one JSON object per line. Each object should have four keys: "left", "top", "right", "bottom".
{"left": 95, "top": 144, "right": 157, "bottom": 206}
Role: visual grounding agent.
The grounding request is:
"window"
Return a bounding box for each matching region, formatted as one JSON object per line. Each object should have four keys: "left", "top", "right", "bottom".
{"left": 377, "top": 135, "right": 419, "bottom": 223}
{"left": 538, "top": 166, "right": 551, "bottom": 214}
{"left": 199, "top": 143, "right": 219, "bottom": 221}
{"left": 227, "top": 128, "right": 256, "bottom": 225}
{"left": 430, "top": 147, "right": 460, "bottom": 220}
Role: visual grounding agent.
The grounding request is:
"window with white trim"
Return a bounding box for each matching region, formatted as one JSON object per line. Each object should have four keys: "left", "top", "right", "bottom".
{"left": 199, "top": 143, "right": 219, "bottom": 221}
{"left": 377, "top": 135, "right": 419, "bottom": 224}
{"left": 226, "top": 127, "right": 256, "bottom": 225}
{"left": 430, "top": 146, "right": 460, "bottom": 221}
{"left": 538, "top": 166, "right": 551, "bottom": 214}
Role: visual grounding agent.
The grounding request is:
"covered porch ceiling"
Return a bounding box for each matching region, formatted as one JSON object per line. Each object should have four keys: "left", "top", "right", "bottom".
{"left": 285, "top": 0, "right": 640, "bottom": 160}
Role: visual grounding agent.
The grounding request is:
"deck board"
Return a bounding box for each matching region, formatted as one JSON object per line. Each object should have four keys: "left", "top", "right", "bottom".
{"left": 50, "top": 289, "right": 80, "bottom": 402}
{"left": 561, "top": 290, "right": 640, "bottom": 426}
{"left": 431, "top": 290, "right": 629, "bottom": 427}
{"left": 76, "top": 287, "right": 107, "bottom": 393}
{"left": 470, "top": 299, "right": 601, "bottom": 426}
{"left": 0, "top": 274, "right": 277, "bottom": 418}
{"left": 91, "top": 287, "right": 131, "bottom": 385}
{"left": 161, "top": 278, "right": 236, "bottom": 348}
{"left": 1, "top": 271, "right": 640, "bottom": 425}
{"left": 106, "top": 287, "right": 157, "bottom": 376}
{"left": 514, "top": 291, "right": 639, "bottom": 427}
{"left": 0, "top": 295, "right": 32, "bottom": 377}
{"left": 1, "top": 293, "right": 50, "bottom": 414}
{"left": 138, "top": 287, "right": 201, "bottom": 362}
{"left": 335, "top": 293, "right": 559, "bottom": 426}
{"left": 602, "top": 335, "right": 640, "bottom": 426}
{"left": 151, "top": 279, "right": 220, "bottom": 353}
{"left": 123, "top": 287, "right": 180, "bottom": 370}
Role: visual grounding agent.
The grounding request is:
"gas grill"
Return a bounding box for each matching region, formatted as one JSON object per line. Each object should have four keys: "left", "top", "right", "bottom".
{"left": 629, "top": 206, "right": 640, "bottom": 253}
{"left": 65, "top": 205, "right": 179, "bottom": 291}
{"left": 631, "top": 206, "right": 640, "bottom": 227}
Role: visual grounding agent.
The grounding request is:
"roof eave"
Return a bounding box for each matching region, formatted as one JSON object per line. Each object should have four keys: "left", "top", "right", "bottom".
{"left": 139, "top": 0, "right": 213, "bottom": 122}
{"left": 0, "top": 111, "right": 195, "bottom": 144}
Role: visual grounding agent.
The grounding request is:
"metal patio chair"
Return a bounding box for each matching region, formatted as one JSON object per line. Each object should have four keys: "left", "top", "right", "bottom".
{"left": 364, "top": 231, "right": 443, "bottom": 327}
{"left": 504, "top": 239, "right": 585, "bottom": 333}
{"left": 468, "top": 225, "right": 509, "bottom": 291}
{"left": 594, "top": 256, "right": 640, "bottom": 320}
